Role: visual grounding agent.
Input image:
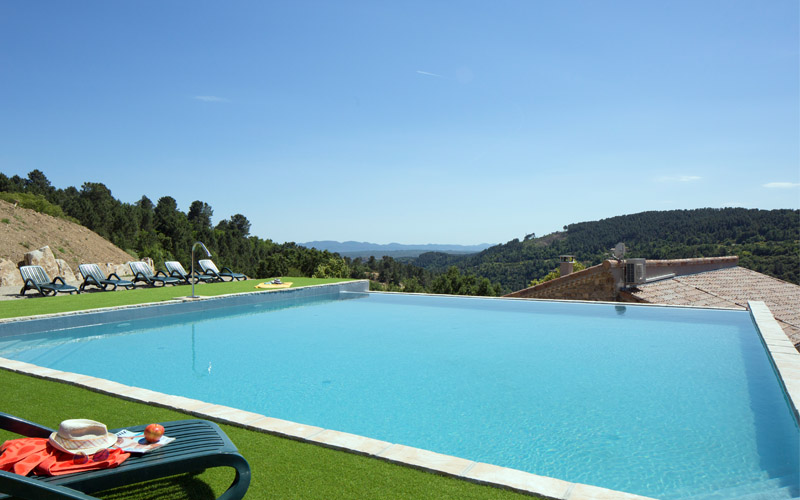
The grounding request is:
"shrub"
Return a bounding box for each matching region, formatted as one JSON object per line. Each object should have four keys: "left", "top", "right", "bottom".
{"left": 0, "top": 192, "right": 79, "bottom": 223}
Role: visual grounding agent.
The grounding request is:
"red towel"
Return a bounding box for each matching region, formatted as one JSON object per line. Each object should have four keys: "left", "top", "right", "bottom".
{"left": 0, "top": 438, "right": 129, "bottom": 476}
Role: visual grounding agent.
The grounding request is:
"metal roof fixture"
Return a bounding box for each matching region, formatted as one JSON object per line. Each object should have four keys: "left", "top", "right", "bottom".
{"left": 611, "top": 242, "right": 626, "bottom": 261}
{"left": 624, "top": 258, "right": 647, "bottom": 286}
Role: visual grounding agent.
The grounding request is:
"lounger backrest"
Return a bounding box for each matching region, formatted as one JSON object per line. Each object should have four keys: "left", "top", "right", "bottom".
{"left": 198, "top": 259, "right": 219, "bottom": 274}
{"left": 129, "top": 261, "right": 154, "bottom": 278}
{"left": 164, "top": 261, "right": 187, "bottom": 275}
{"left": 79, "top": 263, "right": 106, "bottom": 282}
{"left": 19, "top": 265, "right": 50, "bottom": 285}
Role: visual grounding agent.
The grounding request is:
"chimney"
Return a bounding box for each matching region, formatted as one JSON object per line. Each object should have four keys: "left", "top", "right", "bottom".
{"left": 560, "top": 255, "right": 574, "bottom": 276}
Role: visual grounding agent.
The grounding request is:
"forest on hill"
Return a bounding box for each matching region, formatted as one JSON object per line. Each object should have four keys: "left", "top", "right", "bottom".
{"left": 412, "top": 208, "right": 800, "bottom": 291}
{"left": 0, "top": 170, "right": 501, "bottom": 296}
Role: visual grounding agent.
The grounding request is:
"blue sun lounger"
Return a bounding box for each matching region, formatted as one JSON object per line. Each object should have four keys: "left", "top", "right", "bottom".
{"left": 18, "top": 265, "right": 79, "bottom": 297}
{"left": 164, "top": 261, "right": 216, "bottom": 285}
{"left": 78, "top": 264, "right": 135, "bottom": 292}
{"left": 198, "top": 259, "right": 247, "bottom": 282}
{"left": 128, "top": 261, "right": 182, "bottom": 287}
{"left": 0, "top": 411, "right": 251, "bottom": 500}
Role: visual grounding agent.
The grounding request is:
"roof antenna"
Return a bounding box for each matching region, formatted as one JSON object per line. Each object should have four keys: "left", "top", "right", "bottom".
{"left": 611, "top": 242, "right": 626, "bottom": 261}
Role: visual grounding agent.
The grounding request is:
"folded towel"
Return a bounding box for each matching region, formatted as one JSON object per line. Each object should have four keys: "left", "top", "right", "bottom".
{"left": 254, "top": 282, "right": 292, "bottom": 289}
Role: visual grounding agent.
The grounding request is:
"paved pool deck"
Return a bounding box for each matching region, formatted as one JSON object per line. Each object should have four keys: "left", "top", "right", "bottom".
{"left": 1, "top": 283, "right": 798, "bottom": 500}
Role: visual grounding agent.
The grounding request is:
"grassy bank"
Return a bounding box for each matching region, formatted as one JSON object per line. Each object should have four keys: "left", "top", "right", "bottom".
{"left": 0, "top": 277, "right": 351, "bottom": 319}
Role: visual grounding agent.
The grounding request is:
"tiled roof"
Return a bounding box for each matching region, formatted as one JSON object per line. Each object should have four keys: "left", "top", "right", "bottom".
{"left": 630, "top": 266, "right": 800, "bottom": 346}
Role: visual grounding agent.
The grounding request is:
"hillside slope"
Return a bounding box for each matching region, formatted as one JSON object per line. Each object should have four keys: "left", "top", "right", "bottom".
{"left": 413, "top": 208, "right": 800, "bottom": 291}
{"left": 0, "top": 200, "right": 135, "bottom": 268}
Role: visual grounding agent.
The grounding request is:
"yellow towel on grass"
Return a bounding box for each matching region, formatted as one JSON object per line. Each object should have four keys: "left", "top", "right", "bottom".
{"left": 254, "top": 282, "right": 292, "bottom": 289}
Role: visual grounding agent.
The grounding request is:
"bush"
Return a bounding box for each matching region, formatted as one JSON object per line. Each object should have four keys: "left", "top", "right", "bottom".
{"left": 0, "top": 192, "right": 79, "bottom": 223}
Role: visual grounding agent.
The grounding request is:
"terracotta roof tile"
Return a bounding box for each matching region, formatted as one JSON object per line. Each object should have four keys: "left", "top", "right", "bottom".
{"left": 631, "top": 267, "right": 800, "bottom": 343}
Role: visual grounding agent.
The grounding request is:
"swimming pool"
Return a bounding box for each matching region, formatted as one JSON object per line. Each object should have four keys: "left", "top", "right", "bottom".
{"left": 1, "top": 289, "right": 798, "bottom": 499}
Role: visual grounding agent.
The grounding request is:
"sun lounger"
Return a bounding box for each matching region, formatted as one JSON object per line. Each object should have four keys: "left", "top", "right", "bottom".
{"left": 198, "top": 259, "right": 247, "bottom": 282}
{"left": 164, "top": 261, "right": 216, "bottom": 285}
{"left": 77, "top": 264, "right": 135, "bottom": 292}
{"left": 0, "top": 411, "right": 251, "bottom": 500}
{"left": 18, "top": 265, "right": 79, "bottom": 297}
{"left": 128, "top": 261, "right": 181, "bottom": 287}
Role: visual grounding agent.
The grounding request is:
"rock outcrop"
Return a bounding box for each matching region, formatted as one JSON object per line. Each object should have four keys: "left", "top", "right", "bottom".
{"left": 24, "top": 246, "right": 60, "bottom": 279}
{"left": 0, "top": 258, "right": 22, "bottom": 287}
{"left": 55, "top": 258, "right": 76, "bottom": 282}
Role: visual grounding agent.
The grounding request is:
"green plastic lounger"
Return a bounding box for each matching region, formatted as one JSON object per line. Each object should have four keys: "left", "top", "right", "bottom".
{"left": 164, "top": 261, "right": 216, "bottom": 285}
{"left": 198, "top": 259, "right": 247, "bottom": 282}
{"left": 0, "top": 411, "right": 251, "bottom": 500}
{"left": 18, "top": 266, "right": 78, "bottom": 297}
{"left": 128, "top": 261, "right": 181, "bottom": 287}
{"left": 77, "top": 264, "right": 135, "bottom": 292}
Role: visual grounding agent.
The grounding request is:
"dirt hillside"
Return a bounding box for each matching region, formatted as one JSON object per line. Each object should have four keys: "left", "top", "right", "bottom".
{"left": 0, "top": 199, "right": 135, "bottom": 268}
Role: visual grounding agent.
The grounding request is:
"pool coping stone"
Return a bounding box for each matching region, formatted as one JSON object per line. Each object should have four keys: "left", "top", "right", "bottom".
{"left": 749, "top": 301, "right": 800, "bottom": 423}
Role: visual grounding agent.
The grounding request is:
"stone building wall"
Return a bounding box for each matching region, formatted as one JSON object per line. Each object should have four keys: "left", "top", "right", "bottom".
{"left": 505, "top": 261, "right": 618, "bottom": 301}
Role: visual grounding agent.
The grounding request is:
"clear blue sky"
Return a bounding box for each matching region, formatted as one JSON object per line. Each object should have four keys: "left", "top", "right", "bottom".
{"left": 1, "top": 1, "right": 797, "bottom": 245}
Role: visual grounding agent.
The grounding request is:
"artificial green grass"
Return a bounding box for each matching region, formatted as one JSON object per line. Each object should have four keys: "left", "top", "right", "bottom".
{"left": 0, "top": 277, "right": 351, "bottom": 320}
{"left": 0, "top": 370, "right": 539, "bottom": 499}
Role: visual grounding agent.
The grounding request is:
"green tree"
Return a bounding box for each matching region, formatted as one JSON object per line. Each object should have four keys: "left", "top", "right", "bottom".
{"left": 154, "top": 196, "right": 192, "bottom": 261}
{"left": 76, "top": 182, "right": 117, "bottom": 239}
{"left": 188, "top": 200, "right": 214, "bottom": 234}
{"left": 312, "top": 256, "right": 350, "bottom": 279}
{"left": 25, "top": 169, "right": 55, "bottom": 198}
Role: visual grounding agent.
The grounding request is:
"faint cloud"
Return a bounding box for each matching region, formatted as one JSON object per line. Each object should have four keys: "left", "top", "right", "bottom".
{"left": 763, "top": 182, "right": 800, "bottom": 188}
{"left": 192, "top": 95, "right": 229, "bottom": 103}
{"left": 657, "top": 175, "right": 702, "bottom": 183}
{"left": 416, "top": 70, "right": 444, "bottom": 78}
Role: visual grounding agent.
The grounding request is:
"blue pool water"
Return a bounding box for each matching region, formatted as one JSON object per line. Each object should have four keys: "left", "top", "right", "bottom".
{"left": 1, "top": 292, "right": 798, "bottom": 499}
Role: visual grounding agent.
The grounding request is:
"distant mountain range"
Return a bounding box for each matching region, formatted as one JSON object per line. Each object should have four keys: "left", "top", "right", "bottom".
{"left": 298, "top": 241, "right": 494, "bottom": 259}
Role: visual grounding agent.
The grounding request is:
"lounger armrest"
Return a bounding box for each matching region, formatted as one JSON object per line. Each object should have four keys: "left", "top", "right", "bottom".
{"left": 52, "top": 276, "right": 68, "bottom": 285}
{"left": 83, "top": 275, "right": 101, "bottom": 286}
{"left": 168, "top": 270, "right": 184, "bottom": 279}
{"left": 0, "top": 411, "right": 53, "bottom": 437}
{"left": 132, "top": 271, "right": 149, "bottom": 281}
{"left": 22, "top": 278, "right": 38, "bottom": 289}
{"left": 0, "top": 470, "right": 100, "bottom": 500}
{"left": 206, "top": 269, "right": 222, "bottom": 277}
{"left": 154, "top": 270, "right": 170, "bottom": 278}
{"left": 221, "top": 267, "right": 235, "bottom": 274}
{"left": 107, "top": 272, "right": 123, "bottom": 280}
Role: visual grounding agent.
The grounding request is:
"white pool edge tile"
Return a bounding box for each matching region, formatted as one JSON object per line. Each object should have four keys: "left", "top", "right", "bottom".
{"left": 749, "top": 301, "right": 800, "bottom": 424}
{"left": 0, "top": 355, "right": 656, "bottom": 500}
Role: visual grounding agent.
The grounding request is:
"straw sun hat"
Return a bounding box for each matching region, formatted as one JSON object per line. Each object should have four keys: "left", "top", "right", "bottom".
{"left": 48, "top": 419, "right": 119, "bottom": 455}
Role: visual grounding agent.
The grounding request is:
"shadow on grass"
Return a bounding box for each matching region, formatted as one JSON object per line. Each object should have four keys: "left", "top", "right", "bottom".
{"left": 97, "top": 472, "right": 217, "bottom": 500}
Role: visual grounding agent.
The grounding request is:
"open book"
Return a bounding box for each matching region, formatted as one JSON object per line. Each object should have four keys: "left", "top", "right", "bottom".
{"left": 115, "top": 429, "right": 176, "bottom": 453}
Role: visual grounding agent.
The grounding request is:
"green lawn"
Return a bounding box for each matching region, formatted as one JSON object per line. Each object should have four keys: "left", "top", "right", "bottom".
{"left": 0, "top": 280, "right": 541, "bottom": 499}
{"left": 0, "top": 277, "right": 351, "bottom": 319}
